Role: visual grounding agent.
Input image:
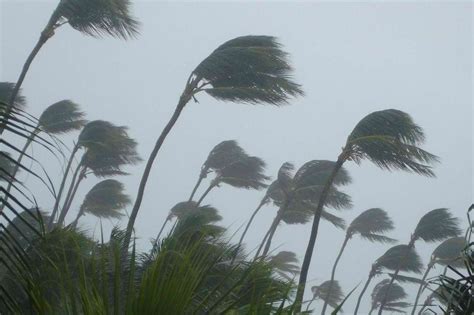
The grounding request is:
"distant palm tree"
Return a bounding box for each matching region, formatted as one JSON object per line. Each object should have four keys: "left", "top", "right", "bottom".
{"left": 320, "top": 208, "right": 396, "bottom": 315}
{"left": 369, "top": 279, "right": 409, "bottom": 314}
{"left": 306, "top": 280, "right": 344, "bottom": 312}
{"left": 2, "top": 100, "right": 86, "bottom": 212}
{"left": 410, "top": 236, "right": 466, "bottom": 315}
{"left": 259, "top": 160, "right": 352, "bottom": 257}
{"left": 123, "top": 35, "right": 303, "bottom": 253}
{"left": 268, "top": 251, "right": 300, "bottom": 280}
{"left": 354, "top": 244, "right": 423, "bottom": 315}
{"left": 188, "top": 140, "right": 246, "bottom": 201}
{"left": 294, "top": 109, "right": 438, "bottom": 312}
{"left": 0, "top": 0, "right": 139, "bottom": 135}
{"left": 377, "top": 208, "right": 460, "bottom": 314}
{"left": 153, "top": 201, "right": 197, "bottom": 244}
{"left": 71, "top": 179, "right": 131, "bottom": 227}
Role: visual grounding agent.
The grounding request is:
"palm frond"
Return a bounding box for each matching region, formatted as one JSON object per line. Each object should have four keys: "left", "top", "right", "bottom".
{"left": 203, "top": 140, "right": 246, "bottom": 172}
{"left": 348, "top": 208, "right": 395, "bottom": 237}
{"left": 375, "top": 244, "right": 423, "bottom": 274}
{"left": 414, "top": 208, "right": 461, "bottom": 243}
{"left": 387, "top": 273, "right": 426, "bottom": 285}
{"left": 0, "top": 82, "right": 26, "bottom": 109}
{"left": 169, "top": 201, "right": 198, "bottom": 219}
{"left": 311, "top": 280, "right": 344, "bottom": 308}
{"left": 293, "top": 160, "right": 351, "bottom": 189}
{"left": 359, "top": 233, "right": 397, "bottom": 244}
{"left": 320, "top": 210, "right": 346, "bottom": 230}
{"left": 432, "top": 237, "right": 466, "bottom": 267}
{"left": 276, "top": 162, "right": 294, "bottom": 194}
{"left": 0, "top": 151, "right": 15, "bottom": 182}
{"left": 57, "top": 0, "right": 140, "bottom": 39}
{"left": 269, "top": 251, "right": 299, "bottom": 280}
{"left": 38, "top": 100, "right": 86, "bottom": 134}
{"left": 80, "top": 179, "right": 131, "bottom": 219}
{"left": 371, "top": 279, "right": 407, "bottom": 311}
{"left": 217, "top": 155, "right": 269, "bottom": 190}
{"left": 346, "top": 109, "right": 439, "bottom": 176}
{"left": 172, "top": 205, "right": 224, "bottom": 239}
{"left": 193, "top": 35, "right": 303, "bottom": 105}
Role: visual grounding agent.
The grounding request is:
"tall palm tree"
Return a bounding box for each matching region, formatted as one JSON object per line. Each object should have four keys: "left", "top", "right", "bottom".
{"left": 0, "top": 0, "right": 139, "bottom": 135}
{"left": 320, "top": 208, "right": 396, "bottom": 315}
{"left": 369, "top": 279, "right": 409, "bottom": 314}
{"left": 294, "top": 109, "right": 438, "bottom": 312}
{"left": 410, "top": 236, "right": 466, "bottom": 315}
{"left": 188, "top": 140, "right": 246, "bottom": 201}
{"left": 354, "top": 244, "right": 423, "bottom": 314}
{"left": 196, "top": 154, "right": 269, "bottom": 206}
{"left": 71, "top": 179, "right": 131, "bottom": 227}
{"left": 377, "top": 208, "right": 460, "bottom": 314}
{"left": 259, "top": 160, "right": 352, "bottom": 257}
{"left": 2, "top": 100, "right": 86, "bottom": 212}
{"left": 306, "top": 280, "right": 344, "bottom": 312}
{"left": 123, "top": 35, "right": 303, "bottom": 253}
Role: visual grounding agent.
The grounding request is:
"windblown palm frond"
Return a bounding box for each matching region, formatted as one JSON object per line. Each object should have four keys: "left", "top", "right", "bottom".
{"left": 345, "top": 109, "right": 439, "bottom": 176}
{"left": 56, "top": 0, "right": 140, "bottom": 39}
{"left": 172, "top": 205, "right": 224, "bottom": 239}
{"left": 348, "top": 208, "right": 396, "bottom": 243}
{"left": 80, "top": 179, "right": 130, "bottom": 219}
{"left": 0, "top": 151, "right": 15, "bottom": 182}
{"left": 169, "top": 201, "right": 199, "bottom": 219}
{"left": 0, "top": 82, "right": 26, "bottom": 109}
{"left": 203, "top": 140, "right": 247, "bottom": 172}
{"left": 38, "top": 100, "right": 86, "bottom": 134}
{"left": 311, "top": 280, "right": 344, "bottom": 308}
{"left": 413, "top": 208, "right": 461, "bottom": 243}
{"left": 432, "top": 237, "right": 466, "bottom": 267}
{"left": 269, "top": 251, "right": 299, "bottom": 280}
{"left": 293, "top": 160, "right": 351, "bottom": 189}
{"left": 371, "top": 279, "right": 408, "bottom": 313}
{"left": 217, "top": 155, "right": 269, "bottom": 190}
{"left": 375, "top": 244, "right": 423, "bottom": 274}
{"left": 193, "top": 35, "right": 303, "bottom": 105}
{"left": 276, "top": 162, "right": 295, "bottom": 194}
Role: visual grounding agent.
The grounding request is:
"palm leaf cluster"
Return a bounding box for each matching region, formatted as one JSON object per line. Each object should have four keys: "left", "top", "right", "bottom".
{"left": 375, "top": 245, "right": 423, "bottom": 274}
{"left": 412, "top": 208, "right": 461, "bottom": 244}
{"left": 268, "top": 251, "right": 300, "bottom": 280}
{"left": 0, "top": 152, "right": 15, "bottom": 182}
{"left": 311, "top": 280, "right": 344, "bottom": 308}
{"left": 370, "top": 279, "right": 409, "bottom": 314}
{"left": 0, "top": 82, "right": 26, "bottom": 110}
{"left": 38, "top": 100, "right": 86, "bottom": 134}
{"left": 347, "top": 208, "right": 396, "bottom": 243}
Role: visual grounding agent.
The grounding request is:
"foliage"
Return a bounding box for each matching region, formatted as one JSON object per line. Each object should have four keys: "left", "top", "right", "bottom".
{"left": 370, "top": 279, "right": 408, "bottom": 313}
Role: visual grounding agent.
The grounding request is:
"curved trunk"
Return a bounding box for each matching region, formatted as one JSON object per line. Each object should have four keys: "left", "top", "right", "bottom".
{"left": 294, "top": 157, "right": 345, "bottom": 312}
{"left": 321, "top": 234, "right": 350, "bottom": 315}
{"left": 254, "top": 223, "right": 273, "bottom": 259}
{"left": 410, "top": 261, "right": 434, "bottom": 315}
{"left": 71, "top": 207, "right": 85, "bottom": 228}
{"left": 305, "top": 298, "right": 316, "bottom": 312}
{"left": 261, "top": 213, "right": 282, "bottom": 257}
{"left": 354, "top": 273, "right": 374, "bottom": 315}
{"left": 48, "top": 144, "right": 79, "bottom": 229}
{"left": 152, "top": 217, "right": 171, "bottom": 250}
{"left": 188, "top": 171, "right": 205, "bottom": 201}
{"left": 196, "top": 182, "right": 216, "bottom": 207}
{"left": 57, "top": 167, "right": 86, "bottom": 226}
{"left": 123, "top": 88, "right": 194, "bottom": 255}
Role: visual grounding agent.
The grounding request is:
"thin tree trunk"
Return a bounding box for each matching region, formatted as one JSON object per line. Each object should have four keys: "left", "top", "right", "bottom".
{"left": 262, "top": 212, "right": 282, "bottom": 256}
{"left": 188, "top": 170, "right": 205, "bottom": 201}
{"left": 57, "top": 162, "right": 83, "bottom": 222}
{"left": 354, "top": 273, "right": 374, "bottom": 315}
{"left": 305, "top": 298, "right": 316, "bottom": 312}
{"left": 410, "top": 261, "right": 433, "bottom": 315}
{"left": 231, "top": 198, "right": 266, "bottom": 263}
{"left": 57, "top": 168, "right": 86, "bottom": 226}
{"left": 152, "top": 217, "right": 171, "bottom": 249}
{"left": 254, "top": 223, "right": 273, "bottom": 259}
{"left": 71, "top": 208, "right": 84, "bottom": 228}
{"left": 0, "top": 9, "right": 60, "bottom": 135}
{"left": 321, "top": 234, "right": 350, "bottom": 315}
{"left": 122, "top": 88, "right": 194, "bottom": 255}
{"left": 48, "top": 144, "right": 79, "bottom": 229}
{"left": 196, "top": 182, "right": 215, "bottom": 207}
{"left": 294, "top": 157, "right": 345, "bottom": 312}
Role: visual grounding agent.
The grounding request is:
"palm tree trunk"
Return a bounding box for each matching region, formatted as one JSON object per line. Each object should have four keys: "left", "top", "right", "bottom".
{"left": 57, "top": 162, "right": 83, "bottom": 220}
{"left": 321, "top": 234, "right": 350, "bottom": 315}
{"left": 0, "top": 9, "right": 60, "bottom": 135}
{"left": 354, "top": 273, "right": 374, "bottom": 315}
{"left": 152, "top": 217, "right": 171, "bottom": 249}
{"left": 123, "top": 87, "right": 195, "bottom": 255}
{"left": 71, "top": 208, "right": 84, "bottom": 228}
{"left": 48, "top": 144, "right": 79, "bottom": 229}
{"left": 254, "top": 223, "right": 273, "bottom": 259}
{"left": 0, "top": 128, "right": 38, "bottom": 214}
{"left": 294, "top": 157, "right": 345, "bottom": 312}
{"left": 232, "top": 198, "right": 266, "bottom": 262}
{"left": 262, "top": 213, "right": 282, "bottom": 256}
{"left": 410, "top": 261, "right": 434, "bottom": 315}
{"left": 188, "top": 170, "right": 206, "bottom": 201}
{"left": 305, "top": 298, "right": 316, "bottom": 312}
{"left": 196, "top": 182, "right": 216, "bottom": 206}
{"left": 57, "top": 167, "right": 86, "bottom": 226}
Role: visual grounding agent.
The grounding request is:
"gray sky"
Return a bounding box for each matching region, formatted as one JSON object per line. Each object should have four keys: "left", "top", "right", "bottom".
{"left": 1, "top": 1, "right": 472, "bottom": 313}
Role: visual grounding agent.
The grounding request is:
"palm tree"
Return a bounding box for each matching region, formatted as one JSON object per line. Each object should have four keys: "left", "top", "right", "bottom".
{"left": 306, "top": 280, "right": 344, "bottom": 312}
{"left": 2, "top": 100, "right": 86, "bottom": 212}
{"left": 377, "top": 208, "right": 460, "bottom": 314}
{"left": 188, "top": 140, "right": 246, "bottom": 201}
{"left": 49, "top": 120, "right": 140, "bottom": 227}
{"left": 0, "top": 0, "right": 139, "bottom": 135}
{"left": 196, "top": 154, "right": 269, "bottom": 206}
{"left": 268, "top": 251, "right": 300, "bottom": 280}
{"left": 294, "top": 109, "right": 439, "bottom": 312}
{"left": 320, "top": 208, "right": 396, "bottom": 315}
{"left": 123, "top": 35, "right": 303, "bottom": 253}
{"left": 369, "top": 279, "right": 409, "bottom": 314}
{"left": 71, "top": 179, "right": 131, "bottom": 227}
{"left": 153, "top": 201, "right": 197, "bottom": 244}
{"left": 258, "top": 160, "right": 352, "bottom": 257}
{"left": 354, "top": 244, "right": 423, "bottom": 314}
{"left": 410, "top": 236, "right": 466, "bottom": 315}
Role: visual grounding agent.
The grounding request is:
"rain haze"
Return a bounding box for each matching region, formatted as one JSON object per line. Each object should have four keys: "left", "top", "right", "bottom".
{"left": 1, "top": 1, "right": 472, "bottom": 314}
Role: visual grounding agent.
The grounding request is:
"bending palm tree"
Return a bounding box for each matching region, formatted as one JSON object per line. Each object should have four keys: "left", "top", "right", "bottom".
{"left": 153, "top": 201, "right": 198, "bottom": 244}
{"left": 0, "top": 0, "right": 139, "bottom": 135}
{"left": 410, "top": 236, "right": 466, "bottom": 315}
{"left": 354, "top": 244, "right": 423, "bottom": 314}
{"left": 123, "top": 35, "right": 303, "bottom": 253}
{"left": 370, "top": 279, "right": 409, "bottom": 314}
{"left": 306, "top": 280, "right": 343, "bottom": 312}
{"left": 320, "top": 208, "right": 396, "bottom": 315}
{"left": 294, "top": 109, "right": 439, "bottom": 312}
{"left": 71, "top": 179, "right": 131, "bottom": 227}
{"left": 377, "top": 208, "right": 460, "bottom": 314}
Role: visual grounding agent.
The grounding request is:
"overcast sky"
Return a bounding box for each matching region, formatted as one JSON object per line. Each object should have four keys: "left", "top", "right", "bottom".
{"left": 1, "top": 1, "right": 472, "bottom": 313}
